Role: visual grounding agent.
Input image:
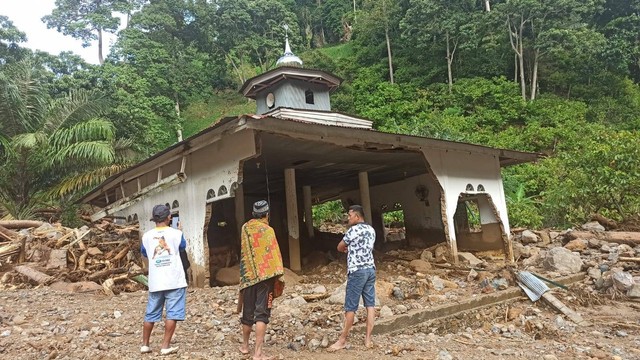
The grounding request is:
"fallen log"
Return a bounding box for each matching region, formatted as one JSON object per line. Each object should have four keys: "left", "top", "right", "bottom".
{"left": 0, "top": 225, "right": 18, "bottom": 242}
{"left": 15, "top": 265, "right": 54, "bottom": 284}
{"left": 0, "top": 220, "right": 44, "bottom": 229}
{"left": 87, "top": 267, "right": 126, "bottom": 282}
{"left": 566, "top": 231, "right": 640, "bottom": 247}
{"left": 0, "top": 242, "right": 22, "bottom": 260}
{"left": 590, "top": 213, "right": 618, "bottom": 230}
{"left": 619, "top": 257, "right": 640, "bottom": 263}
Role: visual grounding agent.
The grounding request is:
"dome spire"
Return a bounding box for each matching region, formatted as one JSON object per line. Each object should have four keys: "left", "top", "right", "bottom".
{"left": 276, "top": 24, "right": 303, "bottom": 67}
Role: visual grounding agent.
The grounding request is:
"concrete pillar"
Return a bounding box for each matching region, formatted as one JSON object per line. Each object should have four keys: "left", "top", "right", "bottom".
{"left": 359, "top": 171, "right": 373, "bottom": 223}
{"left": 234, "top": 183, "right": 245, "bottom": 240}
{"left": 285, "top": 168, "right": 301, "bottom": 271}
{"left": 303, "top": 185, "right": 314, "bottom": 239}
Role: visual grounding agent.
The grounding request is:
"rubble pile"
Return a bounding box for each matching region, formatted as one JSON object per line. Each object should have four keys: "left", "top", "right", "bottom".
{"left": 0, "top": 220, "right": 144, "bottom": 295}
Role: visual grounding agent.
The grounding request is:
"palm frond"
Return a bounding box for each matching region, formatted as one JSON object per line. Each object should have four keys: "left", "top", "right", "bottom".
{"left": 11, "top": 131, "right": 48, "bottom": 150}
{"left": 0, "top": 62, "right": 47, "bottom": 136}
{"left": 48, "top": 164, "right": 130, "bottom": 198}
{"left": 49, "top": 140, "right": 115, "bottom": 166}
{"left": 44, "top": 89, "right": 111, "bottom": 132}
{"left": 50, "top": 118, "right": 115, "bottom": 148}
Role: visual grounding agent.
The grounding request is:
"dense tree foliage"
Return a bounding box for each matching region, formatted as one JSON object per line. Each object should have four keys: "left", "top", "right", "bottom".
{"left": 1, "top": 0, "right": 639, "bottom": 227}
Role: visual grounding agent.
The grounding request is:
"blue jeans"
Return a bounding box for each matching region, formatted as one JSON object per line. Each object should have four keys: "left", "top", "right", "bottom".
{"left": 144, "top": 287, "right": 186, "bottom": 322}
{"left": 344, "top": 267, "right": 376, "bottom": 312}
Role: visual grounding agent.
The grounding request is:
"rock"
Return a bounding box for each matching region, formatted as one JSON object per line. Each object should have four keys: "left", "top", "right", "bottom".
{"left": 538, "top": 230, "right": 551, "bottom": 245}
{"left": 581, "top": 221, "right": 605, "bottom": 231}
{"left": 520, "top": 230, "right": 540, "bottom": 244}
{"left": 394, "top": 304, "right": 408, "bottom": 314}
{"left": 437, "top": 350, "right": 453, "bottom": 360}
{"left": 420, "top": 250, "right": 434, "bottom": 262}
{"left": 600, "top": 244, "right": 612, "bottom": 253}
{"left": 628, "top": 284, "right": 640, "bottom": 298}
{"left": 543, "top": 247, "right": 583, "bottom": 275}
{"left": 288, "top": 296, "right": 307, "bottom": 307}
{"left": 507, "top": 307, "right": 523, "bottom": 321}
{"left": 376, "top": 280, "right": 394, "bottom": 300}
{"left": 588, "top": 238, "right": 603, "bottom": 249}
{"left": 458, "top": 252, "right": 483, "bottom": 266}
{"left": 564, "top": 239, "right": 587, "bottom": 252}
{"left": 409, "top": 259, "right": 432, "bottom": 273}
{"left": 214, "top": 333, "right": 224, "bottom": 342}
{"left": 542, "top": 355, "right": 558, "bottom": 360}
{"left": 467, "top": 269, "right": 478, "bottom": 282}
{"left": 321, "top": 335, "right": 329, "bottom": 348}
{"left": 616, "top": 244, "right": 635, "bottom": 257}
{"left": 434, "top": 245, "right": 449, "bottom": 263}
{"left": 308, "top": 339, "right": 321, "bottom": 350}
{"left": 215, "top": 266, "right": 240, "bottom": 285}
{"left": 113, "top": 311, "right": 122, "bottom": 319}
{"left": 611, "top": 271, "right": 634, "bottom": 291}
{"left": 587, "top": 267, "right": 602, "bottom": 281}
{"left": 283, "top": 268, "right": 302, "bottom": 284}
{"left": 392, "top": 287, "right": 405, "bottom": 300}
{"left": 310, "top": 285, "right": 327, "bottom": 294}
{"left": 431, "top": 276, "right": 445, "bottom": 291}
{"left": 47, "top": 249, "right": 68, "bottom": 269}
{"left": 379, "top": 305, "right": 393, "bottom": 318}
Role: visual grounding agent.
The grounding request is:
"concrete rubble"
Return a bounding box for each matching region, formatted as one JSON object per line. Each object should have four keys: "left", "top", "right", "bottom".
{"left": 0, "top": 218, "right": 639, "bottom": 359}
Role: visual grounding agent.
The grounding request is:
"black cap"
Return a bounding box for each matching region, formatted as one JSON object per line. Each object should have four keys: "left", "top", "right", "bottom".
{"left": 252, "top": 200, "right": 269, "bottom": 216}
{"left": 150, "top": 204, "right": 171, "bottom": 222}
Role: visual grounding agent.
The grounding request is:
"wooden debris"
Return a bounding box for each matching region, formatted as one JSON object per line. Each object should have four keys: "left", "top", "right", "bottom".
{"left": 0, "top": 224, "right": 18, "bottom": 242}
{"left": 15, "top": 265, "right": 54, "bottom": 285}
{"left": 619, "top": 257, "right": 640, "bottom": 263}
{"left": 302, "top": 293, "right": 330, "bottom": 302}
{"left": 541, "top": 291, "right": 590, "bottom": 326}
{"left": 566, "top": 230, "right": 640, "bottom": 247}
{"left": 0, "top": 220, "right": 44, "bottom": 229}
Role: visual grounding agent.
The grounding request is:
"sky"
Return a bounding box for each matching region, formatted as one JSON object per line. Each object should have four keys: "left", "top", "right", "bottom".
{"left": 0, "top": 0, "right": 122, "bottom": 64}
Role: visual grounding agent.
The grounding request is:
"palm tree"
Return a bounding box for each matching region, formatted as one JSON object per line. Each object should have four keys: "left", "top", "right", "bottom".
{"left": 0, "top": 62, "right": 133, "bottom": 219}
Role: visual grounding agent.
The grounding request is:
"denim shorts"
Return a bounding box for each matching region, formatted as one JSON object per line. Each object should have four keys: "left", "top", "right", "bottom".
{"left": 344, "top": 267, "right": 376, "bottom": 312}
{"left": 144, "top": 287, "right": 186, "bottom": 322}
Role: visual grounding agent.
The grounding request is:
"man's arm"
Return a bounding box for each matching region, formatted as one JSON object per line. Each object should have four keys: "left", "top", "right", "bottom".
{"left": 337, "top": 240, "right": 348, "bottom": 253}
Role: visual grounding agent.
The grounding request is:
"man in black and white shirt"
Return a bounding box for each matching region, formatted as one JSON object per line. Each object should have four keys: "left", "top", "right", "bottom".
{"left": 329, "top": 205, "right": 376, "bottom": 351}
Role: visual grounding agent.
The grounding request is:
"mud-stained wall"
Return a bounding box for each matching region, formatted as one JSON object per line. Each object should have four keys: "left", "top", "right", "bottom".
{"left": 116, "top": 129, "right": 257, "bottom": 286}
{"left": 457, "top": 223, "right": 504, "bottom": 251}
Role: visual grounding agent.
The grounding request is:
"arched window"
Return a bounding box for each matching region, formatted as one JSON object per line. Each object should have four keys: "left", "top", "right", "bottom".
{"left": 466, "top": 183, "right": 475, "bottom": 191}
{"left": 305, "top": 89, "right": 314, "bottom": 104}
{"left": 477, "top": 184, "right": 485, "bottom": 192}
{"left": 230, "top": 182, "right": 238, "bottom": 196}
{"left": 218, "top": 185, "right": 228, "bottom": 196}
{"left": 172, "top": 200, "right": 180, "bottom": 209}
{"left": 207, "top": 189, "right": 215, "bottom": 200}
{"left": 165, "top": 202, "right": 170, "bottom": 208}
{"left": 127, "top": 215, "right": 132, "bottom": 223}
{"left": 133, "top": 214, "right": 138, "bottom": 223}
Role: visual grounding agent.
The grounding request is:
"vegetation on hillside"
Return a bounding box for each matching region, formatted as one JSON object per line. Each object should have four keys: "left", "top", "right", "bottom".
{"left": 0, "top": 0, "right": 639, "bottom": 228}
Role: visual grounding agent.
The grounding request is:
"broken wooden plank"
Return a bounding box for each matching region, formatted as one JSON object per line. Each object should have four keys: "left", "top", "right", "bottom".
{"left": 0, "top": 224, "right": 18, "bottom": 242}
{"left": 619, "top": 257, "right": 640, "bottom": 263}
{"left": 566, "top": 230, "right": 640, "bottom": 247}
{"left": 62, "top": 230, "right": 91, "bottom": 250}
{"left": 541, "top": 291, "right": 590, "bottom": 326}
{"left": 15, "top": 265, "right": 54, "bottom": 284}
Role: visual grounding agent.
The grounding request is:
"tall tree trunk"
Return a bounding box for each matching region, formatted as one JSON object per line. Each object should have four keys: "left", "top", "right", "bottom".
{"left": 353, "top": 0, "right": 357, "bottom": 23}
{"left": 445, "top": 31, "right": 455, "bottom": 94}
{"left": 530, "top": 49, "right": 539, "bottom": 101}
{"left": 484, "top": 0, "right": 491, "bottom": 12}
{"left": 385, "top": 26, "right": 394, "bottom": 84}
{"left": 226, "top": 54, "right": 245, "bottom": 84}
{"left": 508, "top": 15, "right": 527, "bottom": 100}
{"left": 98, "top": 28, "right": 104, "bottom": 65}
{"left": 174, "top": 93, "right": 181, "bottom": 118}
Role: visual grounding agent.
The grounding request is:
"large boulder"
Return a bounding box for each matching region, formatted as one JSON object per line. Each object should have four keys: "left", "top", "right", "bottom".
{"left": 564, "top": 239, "right": 587, "bottom": 252}
{"left": 327, "top": 281, "right": 380, "bottom": 306}
{"left": 581, "top": 221, "right": 605, "bottom": 231}
{"left": 543, "top": 247, "right": 583, "bottom": 274}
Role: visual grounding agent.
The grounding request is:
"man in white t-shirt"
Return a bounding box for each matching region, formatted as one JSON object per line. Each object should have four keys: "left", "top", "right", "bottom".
{"left": 139, "top": 204, "right": 188, "bottom": 355}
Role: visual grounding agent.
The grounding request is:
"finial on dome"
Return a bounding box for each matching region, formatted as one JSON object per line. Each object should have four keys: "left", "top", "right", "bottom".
{"left": 276, "top": 24, "right": 303, "bottom": 67}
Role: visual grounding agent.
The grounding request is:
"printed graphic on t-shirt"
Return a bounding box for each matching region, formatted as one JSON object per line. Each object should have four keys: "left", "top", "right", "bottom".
{"left": 152, "top": 236, "right": 171, "bottom": 259}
